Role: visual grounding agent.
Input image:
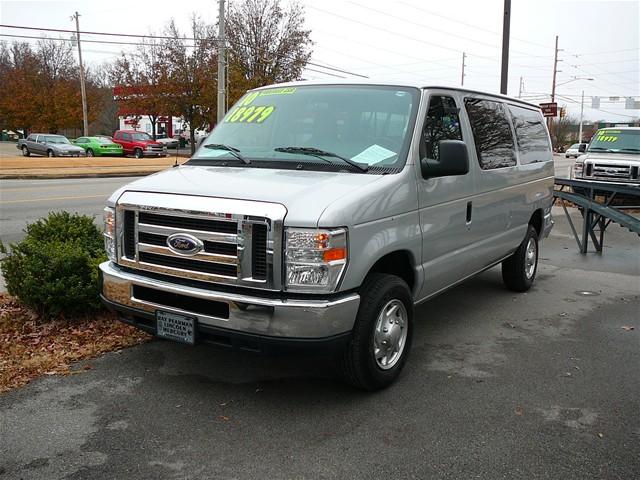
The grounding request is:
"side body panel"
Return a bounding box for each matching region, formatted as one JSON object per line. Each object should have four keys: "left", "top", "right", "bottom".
{"left": 414, "top": 89, "right": 479, "bottom": 299}
{"left": 458, "top": 94, "right": 554, "bottom": 276}
{"left": 318, "top": 165, "right": 423, "bottom": 297}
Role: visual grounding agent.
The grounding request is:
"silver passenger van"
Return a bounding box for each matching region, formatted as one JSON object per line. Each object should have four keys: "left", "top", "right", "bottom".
{"left": 100, "top": 81, "right": 554, "bottom": 390}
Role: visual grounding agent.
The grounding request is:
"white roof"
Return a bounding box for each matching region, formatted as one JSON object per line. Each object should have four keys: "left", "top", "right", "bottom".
{"left": 252, "top": 78, "right": 540, "bottom": 108}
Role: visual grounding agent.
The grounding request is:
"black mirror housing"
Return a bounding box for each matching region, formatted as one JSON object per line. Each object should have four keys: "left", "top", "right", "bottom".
{"left": 578, "top": 143, "right": 587, "bottom": 153}
{"left": 421, "top": 140, "right": 469, "bottom": 178}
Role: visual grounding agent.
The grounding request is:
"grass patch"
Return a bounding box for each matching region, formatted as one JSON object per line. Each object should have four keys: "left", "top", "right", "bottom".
{"left": 0, "top": 293, "right": 151, "bottom": 393}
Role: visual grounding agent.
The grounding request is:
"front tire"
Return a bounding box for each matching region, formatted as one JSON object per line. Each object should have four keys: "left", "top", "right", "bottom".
{"left": 502, "top": 225, "right": 539, "bottom": 292}
{"left": 340, "top": 273, "right": 413, "bottom": 391}
{"left": 86, "top": 148, "right": 94, "bottom": 157}
{"left": 134, "top": 148, "right": 143, "bottom": 159}
{"left": 47, "top": 149, "right": 55, "bottom": 157}
{"left": 22, "top": 146, "right": 30, "bottom": 157}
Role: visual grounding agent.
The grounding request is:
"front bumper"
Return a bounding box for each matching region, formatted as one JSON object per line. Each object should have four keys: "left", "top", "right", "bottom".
{"left": 99, "top": 261, "right": 360, "bottom": 346}
{"left": 143, "top": 149, "right": 167, "bottom": 157}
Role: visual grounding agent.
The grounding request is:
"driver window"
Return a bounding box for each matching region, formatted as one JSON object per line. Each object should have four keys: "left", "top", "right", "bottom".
{"left": 422, "top": 95, "right": 462, "bottom": 161}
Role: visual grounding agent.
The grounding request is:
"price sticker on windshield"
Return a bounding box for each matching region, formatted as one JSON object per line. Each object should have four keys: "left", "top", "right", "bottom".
{"left": 225, "top": 105, "right": 275, "bottom": 124}
{"left": 596, "top": 134, "right": 618, "bottom": 142}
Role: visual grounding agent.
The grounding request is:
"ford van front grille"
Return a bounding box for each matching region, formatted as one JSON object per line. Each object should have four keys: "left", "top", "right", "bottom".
{"left": 114, "top": 192, "right": 286, "bottom": 290}
{"left": 585, "top": 162, "right": 634, "bottom": 181}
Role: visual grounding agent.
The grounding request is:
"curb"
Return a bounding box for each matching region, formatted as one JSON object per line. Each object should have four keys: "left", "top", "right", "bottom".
{"left": 0, "top": 171, "right": 161, "bottom": 180}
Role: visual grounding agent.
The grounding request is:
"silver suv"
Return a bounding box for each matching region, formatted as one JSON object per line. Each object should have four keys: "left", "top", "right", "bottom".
{"left": 100, "top": 81, "right": 554, "bottom": 390}
{"left": 570, "top": 127, "right": 640, "bottom": 185}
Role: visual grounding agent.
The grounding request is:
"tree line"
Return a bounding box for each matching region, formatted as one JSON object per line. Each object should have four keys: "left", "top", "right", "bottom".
{"left": 0, "top": 0, "right": 312, "bottom": 152}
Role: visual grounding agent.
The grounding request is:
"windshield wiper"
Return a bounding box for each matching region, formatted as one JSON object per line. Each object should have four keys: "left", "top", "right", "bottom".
{"left": 203, "top": 144, "right": 251, "bottom": 164}
{"left": 588, "top": 147, "right": 613, "bottom": 152}
{"left": 275, "top": 146, "right": 369, "bottom": 172}
{"left": 619, "top": 148, "right": 640, "bottom": 152}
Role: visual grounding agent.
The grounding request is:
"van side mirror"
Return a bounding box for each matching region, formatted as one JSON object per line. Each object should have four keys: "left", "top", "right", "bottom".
{"left": 421, "top": 140, "right": 469, "bottom": 178}
{"left": 578, "top": 144, "right": 587, "bottom": 153}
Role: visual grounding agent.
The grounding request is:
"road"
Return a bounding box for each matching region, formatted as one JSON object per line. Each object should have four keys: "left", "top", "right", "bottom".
{"left": 0, "top": 210, "right": 638, "bottom": 479}
{"left": 0, "top": 177, "right": 140, "bottom": 246}
{"left": 1, "top": 158, "right": 639, "bottom": 479}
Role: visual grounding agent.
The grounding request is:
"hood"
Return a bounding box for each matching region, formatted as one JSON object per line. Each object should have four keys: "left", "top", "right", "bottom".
{"left": 582, "top": 152, "right": 640, "bottom": 164}
{"left": 109, "top": 165, "right": 384, "bottom": 227}
{"left": 55, "top": 144, "right": 83, "bottom": 151}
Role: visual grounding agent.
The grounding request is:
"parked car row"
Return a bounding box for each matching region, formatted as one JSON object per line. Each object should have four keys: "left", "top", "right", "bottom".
{"left": 16, "top": 130, "right": 175, "bottom": 158}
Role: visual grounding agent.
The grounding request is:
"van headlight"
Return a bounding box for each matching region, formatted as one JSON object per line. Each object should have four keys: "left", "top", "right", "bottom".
{"left": 284, "top": 228, "right": 347, "bottom": 293}
{"left": 573, "top": 161, "right": 584, "bottom": 177}
{"left": 103, "top": 207, "right": 117, "bottom": 262}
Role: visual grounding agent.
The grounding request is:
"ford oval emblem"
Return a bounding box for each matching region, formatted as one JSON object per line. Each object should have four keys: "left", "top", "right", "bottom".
{"left": 166, "top": 233, "right": 203, "bottom": 256}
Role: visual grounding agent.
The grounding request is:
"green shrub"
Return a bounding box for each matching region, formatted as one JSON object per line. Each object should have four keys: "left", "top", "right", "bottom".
{"left": 0, "top": 211, "right": 106, "bottom": 318}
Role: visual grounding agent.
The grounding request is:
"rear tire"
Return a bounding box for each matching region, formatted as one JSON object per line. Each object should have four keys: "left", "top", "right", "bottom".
{"left": 134, "top": 148, "right": 143, "bottom": 159}
{"left": 340, "top": 273, "right": 413, "bottom": 391}
{"left": 22, "top": 146, "right": 30, "bottom": 157}
{"left": 47, "top": 149, "right": 55, "bottom": 157}
{"left": 502, "top": 225, "right": 539, "bottom": 292}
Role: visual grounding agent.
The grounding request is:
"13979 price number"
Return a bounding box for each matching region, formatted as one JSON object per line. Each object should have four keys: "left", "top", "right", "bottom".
{"left": 224, "top": 105, "right": 275, "bottom": 124}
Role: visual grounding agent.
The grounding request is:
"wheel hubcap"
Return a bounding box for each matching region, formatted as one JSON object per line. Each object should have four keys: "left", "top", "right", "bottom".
{"left": 373, "top": 299, "right": 408, "bottom": 370}
{"left": 525, "top": 238, "right": 537, "bottom": 279}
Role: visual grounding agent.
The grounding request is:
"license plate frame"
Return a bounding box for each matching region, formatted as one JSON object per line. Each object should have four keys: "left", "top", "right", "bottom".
{"left": 156, "top": 310, "right": 196, "bottom": 345}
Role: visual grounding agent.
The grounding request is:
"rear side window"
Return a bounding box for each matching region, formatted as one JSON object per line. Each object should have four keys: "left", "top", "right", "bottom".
{"left": 421, "top": 95, "right": 463, "bottom": 161}
{"left": 465, "top": 98, "right": 516, "bottom": 169}
{"left": 27, "top": 134, "right": 35, "bottom": 141}
{"left": 122, "top": 133, "right": 131, "bottom": 141}
{"left": 508, "top": 105, "right": 552, "bottom": 164}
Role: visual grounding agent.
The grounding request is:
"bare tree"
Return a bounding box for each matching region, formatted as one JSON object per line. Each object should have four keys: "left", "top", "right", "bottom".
{"left": 226, "top": 0, "right": 313, "bottom": 102}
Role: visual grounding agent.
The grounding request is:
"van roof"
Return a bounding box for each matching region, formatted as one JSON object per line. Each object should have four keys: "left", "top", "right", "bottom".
{"left": 252, "top": 79, "right": 540, "bottom": 109}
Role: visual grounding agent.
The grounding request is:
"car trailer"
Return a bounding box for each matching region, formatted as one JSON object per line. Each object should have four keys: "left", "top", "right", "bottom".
{"left": 554, "top": 178, "right": 640, "bottom": 254}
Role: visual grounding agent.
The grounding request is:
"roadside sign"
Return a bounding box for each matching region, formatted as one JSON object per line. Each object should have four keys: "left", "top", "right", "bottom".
{"left": 539, "top": 102, "right": 557, "bottom": 117}
{"left": 592, "top": 96, "right": 600, "bottom": 109}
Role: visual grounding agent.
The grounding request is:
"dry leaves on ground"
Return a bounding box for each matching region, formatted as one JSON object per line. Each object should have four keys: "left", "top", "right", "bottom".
{"left": 0, "top": 293, "right": 151, "bottom": 393}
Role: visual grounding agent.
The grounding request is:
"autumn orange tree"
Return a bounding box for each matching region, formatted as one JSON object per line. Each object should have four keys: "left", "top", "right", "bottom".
{"left": 109, "top": 38, "right": 171, "bottom": 140}
{"left": 0, "top": 39, "right": 103, "bottom": 135}
{"left": 161, "top": 18, "right": 218, "bottom": 152}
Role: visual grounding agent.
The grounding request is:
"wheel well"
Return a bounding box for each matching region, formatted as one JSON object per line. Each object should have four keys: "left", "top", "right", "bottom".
{"left": 367, "top": 251, "right": 415, "bottom": 292}
{"left": 529, "top": 209, "right": 543, "bottom": 238}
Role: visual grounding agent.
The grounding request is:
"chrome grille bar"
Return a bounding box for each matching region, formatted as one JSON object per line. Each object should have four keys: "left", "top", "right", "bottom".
{"left": 114, "top": 191, "right": 286, "bottom": 290}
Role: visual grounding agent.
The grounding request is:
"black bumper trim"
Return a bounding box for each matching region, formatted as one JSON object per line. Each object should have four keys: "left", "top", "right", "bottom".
{"left": 100, "top": 295, "right": 351, "bottom": 353}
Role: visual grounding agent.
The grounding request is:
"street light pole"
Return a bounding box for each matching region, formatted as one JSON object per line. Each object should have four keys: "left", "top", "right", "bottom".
{"left": 72, "top": 12, "right": 89, "bottom": 136}
{"left": 217, "top": 0, "right": 226, "bottom": 124}
{"left": 579, "top": 90, "right": 584, "bottom": 143}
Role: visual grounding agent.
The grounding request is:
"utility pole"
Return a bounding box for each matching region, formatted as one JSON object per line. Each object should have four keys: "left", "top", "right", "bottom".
{"left": 548, "top": 35, "right": 560, "bottom": 136}
{"left": 460, "top": 52, "right": 466, "bottom": 86}
{"left": 217, "top": 0, "right": 226, "bottom": 124}
{"left": 500, "top": 0, "right": 511, "bottom": 94}
{"left": 579, "top": 90, "right": 584, "bottom": 142}
{"left": 72, "top": 12, "right": 88, "bottom": 136}
{"left": 518, "top": 76, "right": 523, "bottom": 98}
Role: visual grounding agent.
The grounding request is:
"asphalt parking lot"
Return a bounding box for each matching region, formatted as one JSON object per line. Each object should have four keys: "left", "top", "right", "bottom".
{"left": 0, "top": 206, "right": 638, "bottom": 480}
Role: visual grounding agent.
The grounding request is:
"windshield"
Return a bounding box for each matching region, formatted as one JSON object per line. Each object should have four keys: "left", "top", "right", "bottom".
{"left": 45, "top": 135, "right": 69, "bottom": 144}
{"left": 131, "top": 132, "right": 152, "bottom": 141}
{"left": 588, "top": 129, "right": 640, "bottom": 153}
{"left": 569, "top": 143, "right": 580, "bottom": 149}
{"left": 190, "top": 85, "right": 420, "bottom": 172}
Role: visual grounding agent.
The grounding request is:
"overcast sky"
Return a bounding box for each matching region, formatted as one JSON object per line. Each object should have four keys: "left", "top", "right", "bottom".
{"left": 1, "top": 0, "right": 638, "bottom": 121}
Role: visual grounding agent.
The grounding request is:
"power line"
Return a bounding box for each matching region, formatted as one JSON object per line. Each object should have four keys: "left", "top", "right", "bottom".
{"left": 396, "top": 0, "right": 553, "bottom": 50}
{"left": 306, "top": 5, "right": 498, "bottom": 61}
{"left": 0, "top": 31, "right": 368, "bottom": 79}
{"left": 570, "top": 47, "right": 640, "bottom": 57}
